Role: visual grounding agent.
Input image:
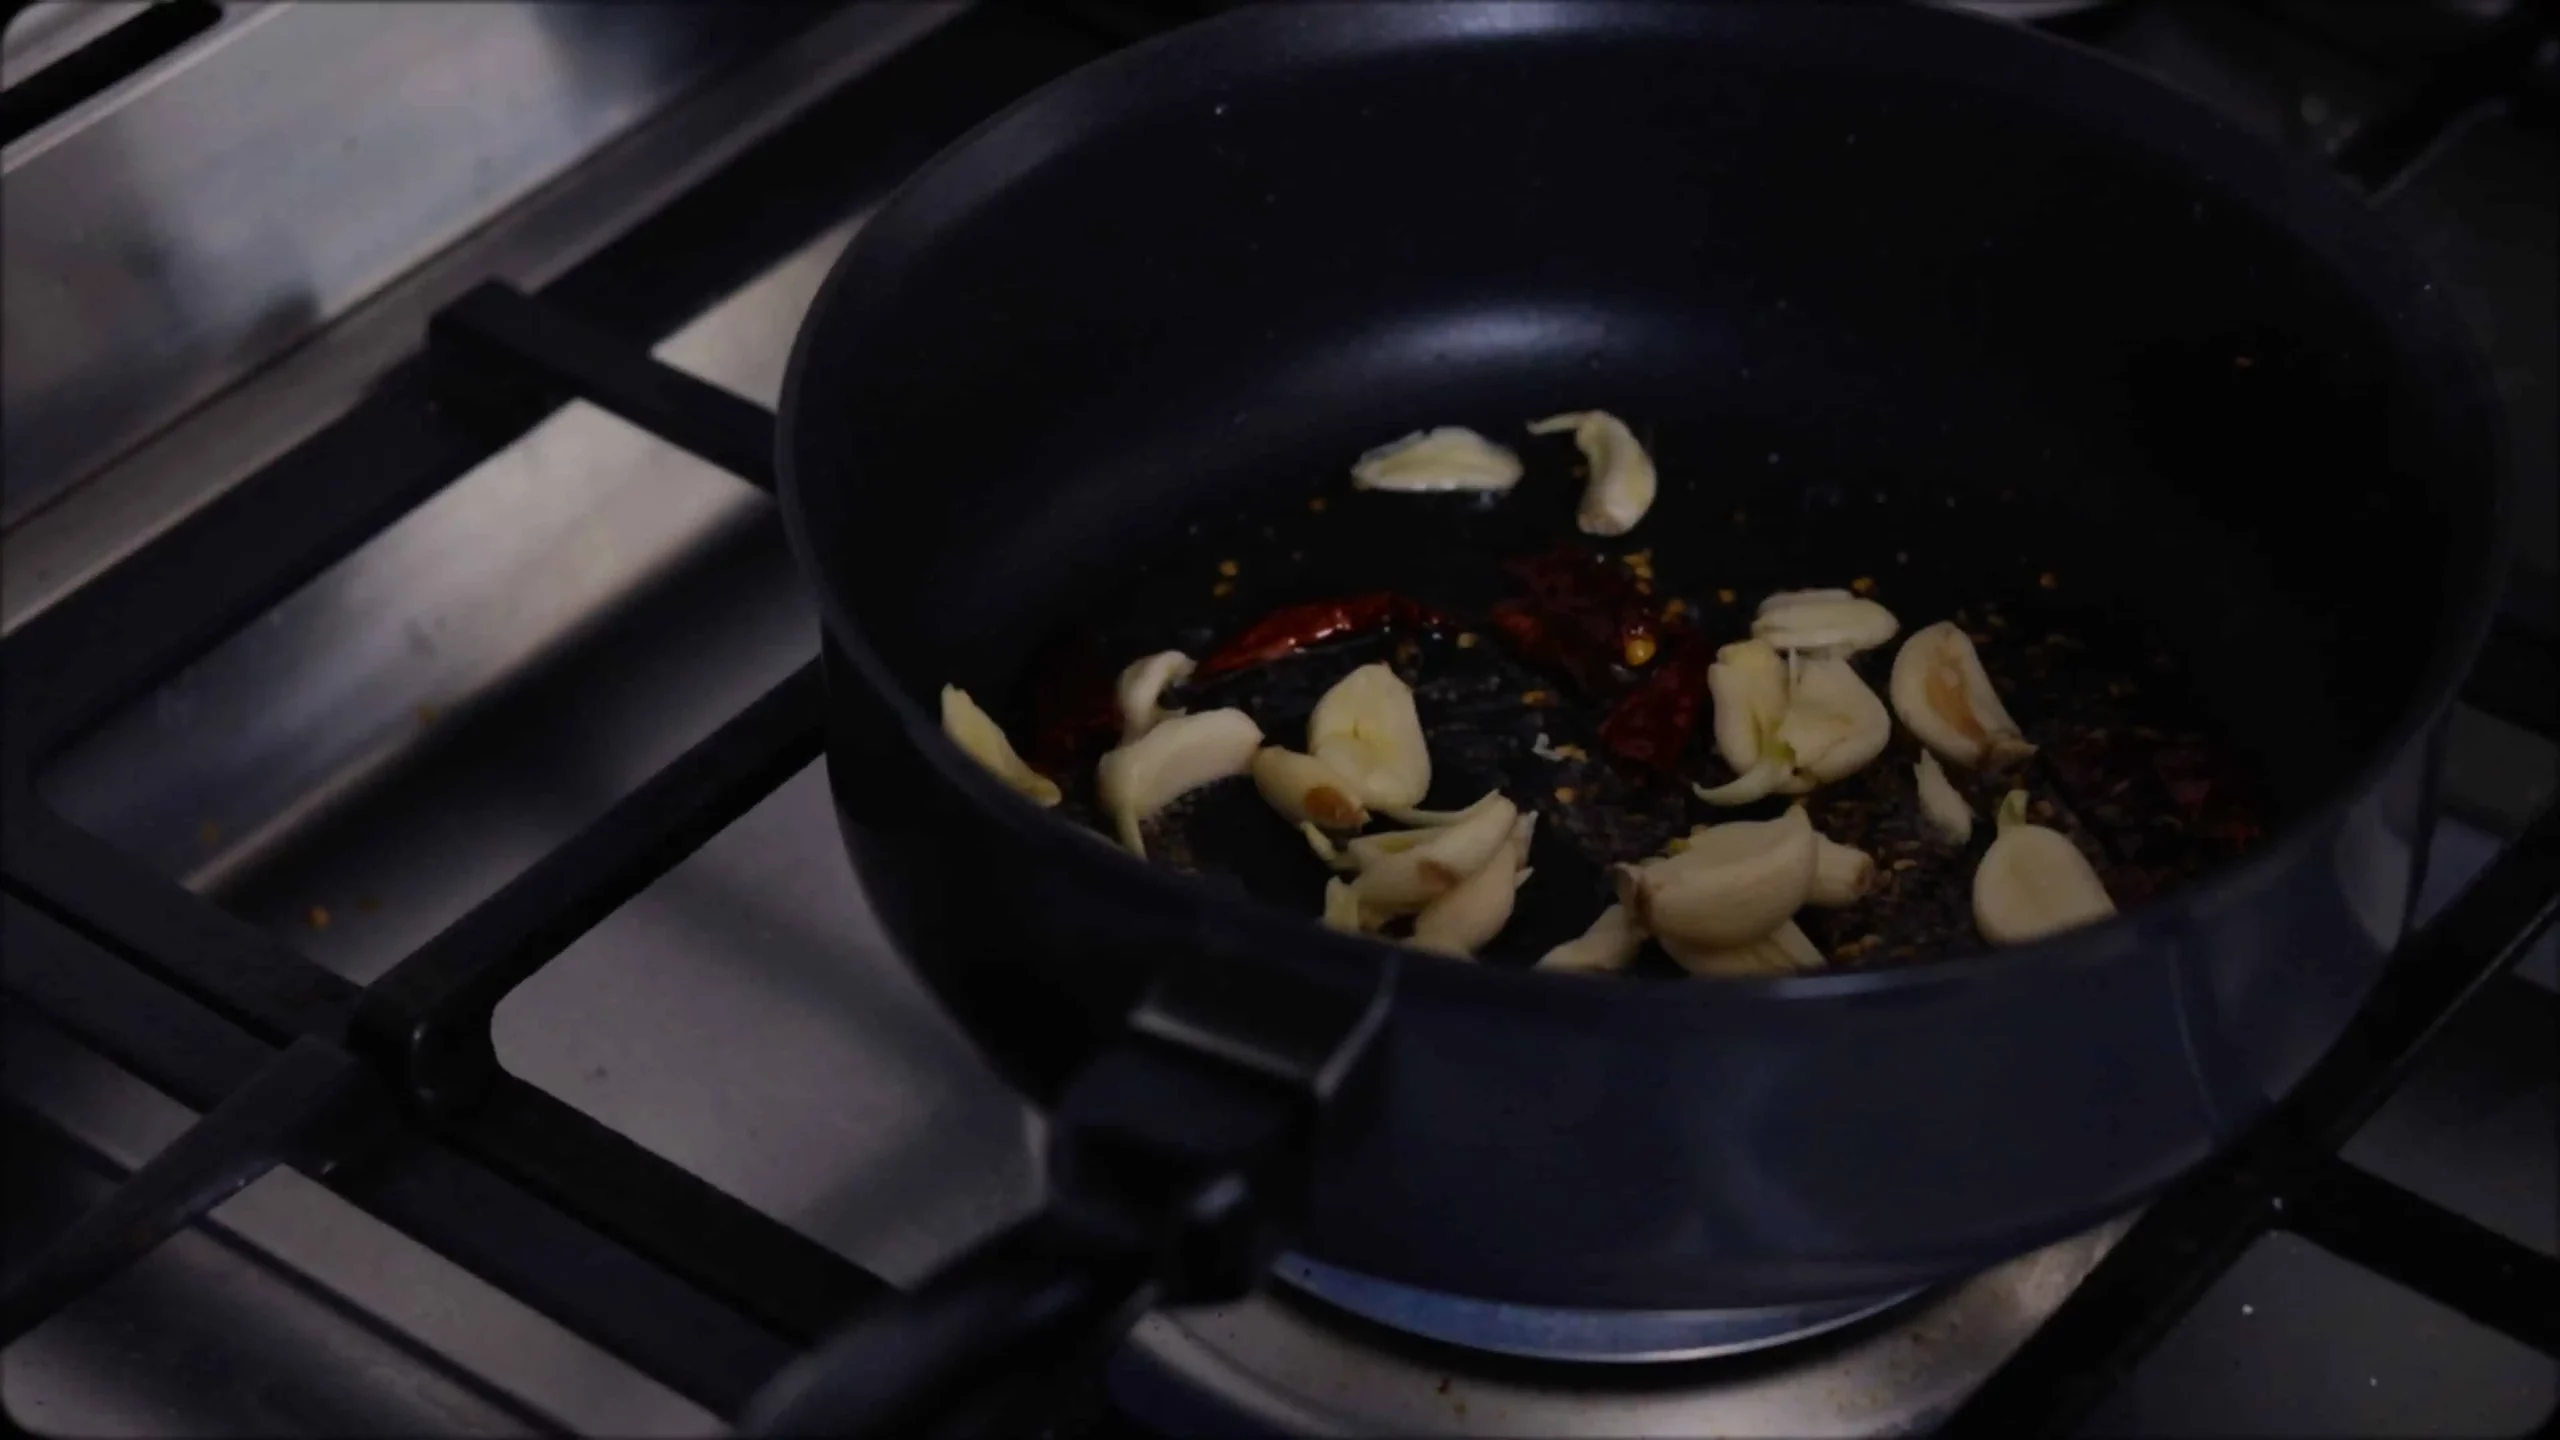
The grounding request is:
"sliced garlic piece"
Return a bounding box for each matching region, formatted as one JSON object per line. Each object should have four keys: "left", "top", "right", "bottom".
{"left": 1751, "top": 589, "right": 1901, "bottom": 657}
{"left": 1095, "top": 708, "right": 1263, "bottom": 857}
{"left": 1708, "top": 638, "right": 1790, "bottom": 777}
{"left": 1809, "top": 834, "right": 1876, "bottom": 907}
{"left": 1114, "top": 650, "right": 1196, "bottom": 742}
{"left": 1251, "top": 747, "right": 1369, "bottom": 830}
{"left": 1409, "top": 828, "right": 1530, "bottom": 958}
{"left": 1972, "top": 789, "right": 2116, "bottom": 945}
{"left": 1536, "top": 903, "right": 1646, "bottom": 974}
{"left": 1309, "top": 662, "right": 1432, "bottom": 810}
{"left": 1348, "top": 793, "right": 1519, "bottom": 914}
{"left": 1615, "top": 804, "right": 1816, "bottom": 950}
{"left": 940, "top": 685, "right": 1061, "bottom": 807}
{"left": 1661, "top": 920, "right": 1826, "bottom": 978}
{"left": 1890, "top": 621, "right": 2035, "bottom": 769}
{"left": 1772, "top": 656, "right": 1892, "bottom": 788}
{"left": 1527, "top": 410, "right": 1657, "bottom": 536}
{"left": 1350, "top": 426, "right": 1523, "bottom": 493}
{"left": 1915, "top": 750, "right": 1974, "bottom": 844}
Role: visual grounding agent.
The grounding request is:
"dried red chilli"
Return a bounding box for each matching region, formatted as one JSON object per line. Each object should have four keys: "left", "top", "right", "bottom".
{"left": 1489, "top": 544, "right": 1667, "bottom": 695}
{"left": 1195, "top": 592, "right": 1449, "bottom": 675}
{"left": 1597, "top": 637, "right": 1712, "bottom": 772}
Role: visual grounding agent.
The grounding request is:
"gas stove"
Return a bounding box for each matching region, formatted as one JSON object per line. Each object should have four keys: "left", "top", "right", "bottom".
{"left": 3, "top": 2, "right": 2553, "bottom": 1436}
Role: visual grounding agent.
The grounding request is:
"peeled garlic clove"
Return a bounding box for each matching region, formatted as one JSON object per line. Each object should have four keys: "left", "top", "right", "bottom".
{"left": 1527, "top": 410, "right": 1657, "bottom": 536}
{"left": 941, "top": 685, "right": 1061, "bottom": 807}
{"left": 1809, "top": 834, "right": 1876, "bottom": 907}
{"left": 1409, "top": 831, "right": 1529, "bottom": 958}
{"left": 1890, "top": 621, "right": 2035, "bottom": 769}
{"left": 1309, "top": 662, "right": 1432, "bottom": 810}
{"left": 1251, "top": 747, "right": 1369, "bottom": 830}
{"left": 1973, "top": 789, "right": 2116, "bottom": 945}
{"left": 1616, "top": 804, "right": 1816, "bottom": 950}
{"left": 1774, "top": 656, "right": 1892, "bottom": 786}
{"left": 1536, "top": 903, "right": 1646, "bottom": 974}
{"left": 1708, "top": 638, "right": 1790, "bottom": 776}
{"left": 1095, "top": 708, "right": 1263, "bottom": 857}
{"left": 1915, "top": 750, "right": 1974, "bottom": 844}
{"left": 1349, "top": 793, "right": 1519, "bottom": 914}
{"left": 1661, "top": 920, "right": 1826, "bottom": 978}
{"left": 1350, "top": 426, "right": 1523, "bottom": 493}
{"left": 1114, "top": 650, "right": 1196, "bottom": 742}
{"left": 1752, "top": 589, "right": 1900, "bottom": 656}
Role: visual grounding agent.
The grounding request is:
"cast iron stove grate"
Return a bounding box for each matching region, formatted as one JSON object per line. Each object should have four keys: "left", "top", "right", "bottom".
{"left": 2, "top": 3, "right": 2555, "bottom": 1435}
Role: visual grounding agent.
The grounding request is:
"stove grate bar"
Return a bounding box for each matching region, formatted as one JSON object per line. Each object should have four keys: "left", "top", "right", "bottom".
{"left": 348, "top": 659, "right": 824, "bottom": 1116}
{"left": 2283, "top": 1155, "right": 2560, "bottom": 1356}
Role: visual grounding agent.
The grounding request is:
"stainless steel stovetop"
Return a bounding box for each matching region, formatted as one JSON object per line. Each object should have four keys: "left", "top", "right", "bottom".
{"left": 3, "top": 2, "right": 2553, "bottom": 1435}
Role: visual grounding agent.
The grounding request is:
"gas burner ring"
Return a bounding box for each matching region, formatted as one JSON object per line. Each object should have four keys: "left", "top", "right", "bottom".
{"left": 1271, "top": 1254, "right": 1926, "bottom": 1364}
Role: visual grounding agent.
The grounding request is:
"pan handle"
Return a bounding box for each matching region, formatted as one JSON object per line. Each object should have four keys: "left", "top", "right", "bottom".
{"left": 740, "top": 943, "right": 1398, "bottom": 1437}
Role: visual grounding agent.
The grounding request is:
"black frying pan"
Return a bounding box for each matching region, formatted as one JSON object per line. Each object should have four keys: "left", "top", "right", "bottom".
{"left": 747, "top": 2, "right": 2507, "bottom": 1432}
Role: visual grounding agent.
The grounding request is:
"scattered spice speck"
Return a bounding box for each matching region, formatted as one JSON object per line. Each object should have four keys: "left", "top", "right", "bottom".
{"left": 1211, "top": 580, "right": 1236, "bottom": 599}
{"left": 1891, "top": 858, "right": 1919, "bottom": 871}
{"left": 1217, "top": 558, "right": 1240, "bottom": 578}
{"left": 1850, "top": 576, "right": 1876, "bottom": 596}
{"left": 1716, "top": 587, "right": 1738, "bottom": 605}
{"left": 2038, "top": 571, "right": 2059, "bottom": 590}
{"left": 305, "top": 905, "right": 332, "bottom": 931}
{"left": 1661, "top": 597, "right": 1688, "bottom": 620}
{"left": 1308, "top": 496, "right": 1329, "bottom": 512}
{"left": 356, "top": 894, "right": 382, "bottom": 913}
{"left": 1521, "top": 689, "right": 1554, "bottom": 706}
{"left": 1554, "top": 743, "right": 1587, "bottom": 760}
{"left": 1553, "top": 786, "right": 1579, "bottom": 804}
{"left": 1623, "top": 633, "right": 1658, "bottom": 667}
{"left": 1456, "top": 631, "right": 1481, "bottom": 649}
{"left": 415, "top": 703, "right": 440, "bottom": 727}
{"left": 197, "top": 820, "right": 223, "bottom": 849}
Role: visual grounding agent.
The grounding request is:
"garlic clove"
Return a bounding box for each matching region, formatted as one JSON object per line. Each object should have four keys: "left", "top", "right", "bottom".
{"left": 1809, "top": 834, "right": 1877, "bottom": 907}
{"left": 1615, "top": 804, "right": 1816, "bottom": 950}
{"left": 1774, "top": 656, "right": 1892, "bottom": 786}
{"left": 1914, "top": 749, "right": 1974, "bottom": 844}
{"left": 1378, "top": 791, "right": 1508, "bottom": 827}
{"left": 1972, "top": 789, "right": 2117, "bottom": 945}
{"left": 1708, "top": 639, "right": 1790, "bottom": 777}
{"left": 1251, "top": 747, "right": 1369, "bottom": 830}
{"left": 1536, "top": 903, "right": 1647, "bottom": 974}
{"left": 1661, "top": 920, "right": 1826, "bottom": 977}
{"left": 940, "top": 685, "right": 1062, "bottom": 807}
{"left": 1409, "top": 829, "right": 1529, "bottom": 957}
{"left": 1527, "top": 410, "right": 1657, "bottom": 536}
{"left": 1889, "top": 621, "right": 2035, "bottom": 769}
{"left": 1321, "top": 877, "right": 1368, "bottom": 934}
{"left": 1095, "top": 707, "right": 1263, "bottom": 857}
{"left": 1309, "top": 662, "right": 1432, "bottom": 810}
{"left": 1114, "top": 650, "right": 1196, "bottom": 742}
{"left": 1349, "top": 793, "right": 1519, "bottom": 914}
{"left": 1302, "top": 821, "right": 1356, "bottom": 869}
{"left": 1350, "top": 426, "right": 1523, "bottom": 493}
{"left": 1752, "top": 589, "right": 1900, "bottom": 657}
{"left": 1692, "top": 750, "right": 1792, "bottom": 807}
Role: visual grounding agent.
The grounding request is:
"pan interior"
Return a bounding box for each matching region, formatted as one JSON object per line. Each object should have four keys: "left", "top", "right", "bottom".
{"left": 790, "top": 7, "right": 2481, "bottom": 945}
